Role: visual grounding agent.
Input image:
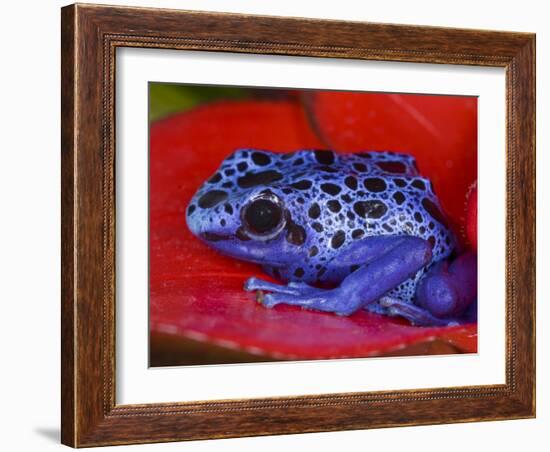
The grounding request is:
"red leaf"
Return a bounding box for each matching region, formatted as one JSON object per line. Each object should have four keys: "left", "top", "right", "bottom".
{"left": 151, "top": 274, "right": 477, "bottom": 360}
{"left": 150, "top": 98, "right": 477, "bottom": 363}
{"left": 466, "top": 184, "right": 478, "bottom": 251}
{"left": 306, "top": 91, "right": 478, "bottom": 232}
{"left": 150, "top": 100, "right": 323, "bottom": 277}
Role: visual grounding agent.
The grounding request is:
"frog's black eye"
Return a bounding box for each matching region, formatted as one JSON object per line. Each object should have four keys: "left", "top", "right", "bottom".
{"left": 242, "top": 196, "right": 285, "bottom": 238}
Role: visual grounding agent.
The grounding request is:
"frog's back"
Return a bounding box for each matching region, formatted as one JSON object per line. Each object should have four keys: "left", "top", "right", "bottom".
{"left": 211, "top": 148, "right": 453, "bottom": 249}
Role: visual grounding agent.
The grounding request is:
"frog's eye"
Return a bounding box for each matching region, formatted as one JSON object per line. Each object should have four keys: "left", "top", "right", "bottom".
{"left": 242, "top": 195, "right": 285, "bottom": 239}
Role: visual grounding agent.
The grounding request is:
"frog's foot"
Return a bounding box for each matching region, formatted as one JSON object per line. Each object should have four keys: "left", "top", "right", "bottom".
{"left": 244, "top": 276, "right": 339, "bottom": 310}
{"left": 380, "top": 296, "right": 460, "bottom": 327}
{"left": 245, "top": 277, "right": 381, "bottom": 317}
{"left": 263, "top": 288, "right": 358, "bottom": 316}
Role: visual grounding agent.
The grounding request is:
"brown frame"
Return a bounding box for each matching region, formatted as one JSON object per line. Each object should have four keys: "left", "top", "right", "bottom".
{"left": 61, "top": 3, "right": 536, "bottom": 447}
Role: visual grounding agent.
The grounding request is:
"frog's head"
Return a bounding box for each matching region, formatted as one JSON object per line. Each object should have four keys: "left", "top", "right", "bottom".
{"left": 186, "top": 150, "right": 307, "bottom": 266}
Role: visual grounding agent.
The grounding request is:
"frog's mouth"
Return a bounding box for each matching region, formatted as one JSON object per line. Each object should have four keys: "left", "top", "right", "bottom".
{"left": 200, "top": 232, "right": 230, "bottom": 242}
{"left": 199, "top": 228, "right": 304, "bottom": 267}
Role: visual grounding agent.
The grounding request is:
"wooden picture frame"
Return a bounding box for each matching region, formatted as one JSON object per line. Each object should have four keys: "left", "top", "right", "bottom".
{"left": 61, "top": 3, "right": 535, "bottom": 447}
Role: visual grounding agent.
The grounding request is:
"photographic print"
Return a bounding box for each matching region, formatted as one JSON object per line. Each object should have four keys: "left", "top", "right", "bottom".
{"left": 61, "top": 5, "right": 535, "bottom": 445}
{"left": 148, "top": 84, "right": 478, "bottom": 367}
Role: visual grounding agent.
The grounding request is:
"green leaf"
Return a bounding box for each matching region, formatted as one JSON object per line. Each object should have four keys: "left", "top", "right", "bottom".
{"left": 149, "top": 83, "right": 248, "bottom": 122}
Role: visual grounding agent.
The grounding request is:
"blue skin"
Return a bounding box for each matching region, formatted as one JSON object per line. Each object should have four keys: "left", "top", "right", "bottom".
{"left": 186, "top": 149, "right": 477, "bottom": 326}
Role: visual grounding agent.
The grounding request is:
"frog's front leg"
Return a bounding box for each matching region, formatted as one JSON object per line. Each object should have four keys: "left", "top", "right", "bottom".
{"left": 244, "top": 236, "right": 432, "bottom": 316}
{"left": 381, "top": 251, "right": 477, "bottom": 326}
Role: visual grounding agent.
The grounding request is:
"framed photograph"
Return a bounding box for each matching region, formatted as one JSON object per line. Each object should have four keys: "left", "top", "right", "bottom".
{"left": 61, "top": 3, "right": 535, "bottom": 447}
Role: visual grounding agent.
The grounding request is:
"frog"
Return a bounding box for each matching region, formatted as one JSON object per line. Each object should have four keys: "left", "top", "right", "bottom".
{"left": 185, "top": 149, "right": 477, "bottom": 326}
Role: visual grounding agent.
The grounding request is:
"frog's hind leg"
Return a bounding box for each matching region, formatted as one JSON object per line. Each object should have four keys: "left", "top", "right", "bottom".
{"left": 381, "top": 252, "right": 477, "bottom": 326}
{"left": 245, "top": 236, "right": 432, "bottom": 316}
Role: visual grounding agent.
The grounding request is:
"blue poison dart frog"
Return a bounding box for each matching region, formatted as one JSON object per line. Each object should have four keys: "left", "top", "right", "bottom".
{"left": 186, "top": 149, "right": 477, "bottom": 326}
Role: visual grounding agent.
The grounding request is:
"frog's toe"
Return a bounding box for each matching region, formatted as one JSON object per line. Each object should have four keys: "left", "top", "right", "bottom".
{"left": 261, "top": 293, "right": 284, "bottom": 308}
{"left": 243, "top": 276, "right": 268, "bottom": 292}
{"left": 287, "top": 281, "right": 316, "bottom": 290}
{"left": 244, "top": 277, "right": 297, "bottom": 295}
{"left": 261, "top": 292, "right": 321, "bottom": 310}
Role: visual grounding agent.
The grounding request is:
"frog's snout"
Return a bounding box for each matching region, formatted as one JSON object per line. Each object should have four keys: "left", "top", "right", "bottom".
{"left": 185, "top": 203, "right": 202, "bottom": 238}
{"left": 185, "top": 201, "right": 232, "bottom": 242}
